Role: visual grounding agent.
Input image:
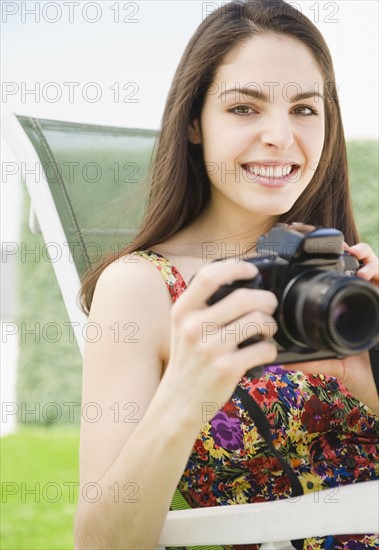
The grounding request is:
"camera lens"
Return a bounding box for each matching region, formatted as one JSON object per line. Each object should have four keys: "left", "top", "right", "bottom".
{"left": 330, "top": 292, "right": 374, "bottom": 344}
{"left": 281, "top": 271, "right": 379, "bottom": 354}
{"left": 329, "top": 289, "right": 378, "bottom": 347}
{"left": 332, "top": 302, "right": 349, "bottom": 330}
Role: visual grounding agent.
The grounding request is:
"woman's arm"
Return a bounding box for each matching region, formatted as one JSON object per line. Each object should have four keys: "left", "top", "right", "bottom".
{"left": 74, "top": 257, "right": 203, "bottom": 549}
{"left": 74, "top": 256, "right": 278, "bottom": 549}
{"left": 74, "top": 376, "right": 203, "bottom": 550}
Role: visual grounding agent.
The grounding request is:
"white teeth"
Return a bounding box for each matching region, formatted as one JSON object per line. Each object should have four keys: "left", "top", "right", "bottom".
{"left": 245, "top": 164, "right": 295, "bottom": 177}
{"left": 285, "top": 165, "right": 292, "bottom": 176}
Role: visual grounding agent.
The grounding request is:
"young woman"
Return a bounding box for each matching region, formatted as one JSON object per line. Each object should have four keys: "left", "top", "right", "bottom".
{"left": 74, "top": 1, "right": 379, "bottom": 548}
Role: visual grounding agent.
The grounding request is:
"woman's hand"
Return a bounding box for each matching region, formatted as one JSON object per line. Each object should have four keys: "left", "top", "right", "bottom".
{"left": 283, "top": 242, "right": 379, "bottom": 415}
{"left": 161, "top": 259, "right": 279, "bottom": 425}
{"left": 345, "top": 242, "right": 379, "bottom": 285}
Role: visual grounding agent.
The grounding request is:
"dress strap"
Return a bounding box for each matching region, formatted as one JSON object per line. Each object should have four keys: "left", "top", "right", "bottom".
{"left": 133, "top": 249, "right": 187, "bottom": 304}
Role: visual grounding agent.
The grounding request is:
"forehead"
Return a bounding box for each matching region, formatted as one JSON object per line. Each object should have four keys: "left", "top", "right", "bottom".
{"left": 213, "top": 34, "right": 324, "bottom": 91}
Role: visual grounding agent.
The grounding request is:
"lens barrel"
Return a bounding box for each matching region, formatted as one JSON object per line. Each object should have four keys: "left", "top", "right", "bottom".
{"left": 281, "top": 271, "right": 379, "bottom": 354}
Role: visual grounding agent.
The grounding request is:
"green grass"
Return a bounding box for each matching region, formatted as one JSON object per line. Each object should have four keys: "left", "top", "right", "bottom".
{"left": 1, "top": 425, "right": 80, "bottom": 549}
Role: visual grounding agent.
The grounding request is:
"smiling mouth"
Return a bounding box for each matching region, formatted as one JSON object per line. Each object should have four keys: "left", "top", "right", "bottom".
{"left": 241, "top": 163, "right": 300, "bottom": 178}
{"left": 240, "top": 163, "right": 301, "bottom": 188}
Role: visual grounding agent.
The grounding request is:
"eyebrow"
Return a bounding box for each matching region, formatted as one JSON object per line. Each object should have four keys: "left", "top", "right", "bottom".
{"left": 219, "top": 87, "right": 324, "bottom": 102}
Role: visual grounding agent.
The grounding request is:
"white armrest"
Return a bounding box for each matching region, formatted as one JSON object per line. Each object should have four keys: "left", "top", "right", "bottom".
{"left": 158, "top": 481, "right": 379, "bottom": 546}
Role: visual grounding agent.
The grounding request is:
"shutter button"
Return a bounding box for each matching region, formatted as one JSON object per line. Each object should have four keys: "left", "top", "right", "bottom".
{"left": 327, "top": 380, "right": 339, "bottom": 392}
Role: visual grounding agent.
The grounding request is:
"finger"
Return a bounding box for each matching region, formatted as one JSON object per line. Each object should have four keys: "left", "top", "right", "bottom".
{"left": 347, "top": 243, "right": 379, "bottom": 283}
{"left": 204, "top": 310, "right": 277, "bottom": 352}
{"left": 348, "top": 242, "right": 378, "bottom": 263}
{"left": 205, "top": 287, "right": 278, "bottom": 324}
{"left": 356, "top": 262, "right": 379, "bottom": 282}
{"left": 215, "top": 340, "right": 278, "bottom": 378}
{"left": 177, "top": 259, "right": 259, "bottom": 312}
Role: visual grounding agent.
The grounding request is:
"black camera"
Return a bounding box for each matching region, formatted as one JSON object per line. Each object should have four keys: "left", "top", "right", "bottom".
{"left": 206, "top": 223, "right": 379, "bottom": 372}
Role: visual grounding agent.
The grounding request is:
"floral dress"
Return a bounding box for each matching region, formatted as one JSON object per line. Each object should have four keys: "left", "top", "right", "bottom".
{"left": 134, "top": 249, "right": 379, "bottom": 550}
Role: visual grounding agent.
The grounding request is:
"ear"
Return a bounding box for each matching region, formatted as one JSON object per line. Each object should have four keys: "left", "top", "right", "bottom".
{"left": 188, "top": 118, "right": 202, "bottom": 144}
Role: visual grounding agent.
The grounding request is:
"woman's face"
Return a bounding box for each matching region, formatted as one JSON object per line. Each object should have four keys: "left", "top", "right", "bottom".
{"left": 189, "top": 34, "right": 325, "bottom": 220}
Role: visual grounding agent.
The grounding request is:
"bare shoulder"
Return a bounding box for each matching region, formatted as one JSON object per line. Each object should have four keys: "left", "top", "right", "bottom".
{"left": 92, "top": 252, "right": 173, "bottom": 329}
{"left": 78, "top": 253, "right": 172, "bottom": 490}
{"left": 95, "top": 251, "right": 172, "bottom": 301}
{"left": 90, "top": 251, "right": 174, "bottom": 361}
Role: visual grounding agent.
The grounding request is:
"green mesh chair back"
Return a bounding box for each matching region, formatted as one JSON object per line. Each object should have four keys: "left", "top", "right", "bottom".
{"left": 17, "top": 115, "right": 158, "bottom": 281}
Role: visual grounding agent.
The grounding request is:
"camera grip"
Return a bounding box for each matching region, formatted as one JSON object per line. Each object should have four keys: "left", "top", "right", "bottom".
{"left": 206, "top": 273, "right": 263, "bottom": 306}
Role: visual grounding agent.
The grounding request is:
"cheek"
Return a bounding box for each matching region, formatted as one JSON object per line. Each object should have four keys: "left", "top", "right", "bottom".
{"left": 202, "top": 132, "right": 240, "bottom": 165}
{"left": 200, "top": 109, "right": 244, "bottom": 162}
{"left": 202, "top": 125, "right": 248, "bottom": 164}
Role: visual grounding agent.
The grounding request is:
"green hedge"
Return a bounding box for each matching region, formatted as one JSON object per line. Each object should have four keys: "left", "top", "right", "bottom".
{"left": 347, "top": 141, "right": 378, "bottom": 250}
{"left": 15, "top": 192, "right": 83, "bottom": 426}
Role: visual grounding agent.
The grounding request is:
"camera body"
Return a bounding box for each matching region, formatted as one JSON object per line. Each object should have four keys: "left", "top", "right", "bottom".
{"left": 206, "top": 223, "right": 379, "bottom": 371}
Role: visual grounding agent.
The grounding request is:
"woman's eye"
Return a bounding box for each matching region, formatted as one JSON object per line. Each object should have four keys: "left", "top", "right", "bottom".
{"left": 293, "top": 105, "right": 318, "bottom": 116}
{"left": 228, "top": 105, "right": 257, "bottom": 116}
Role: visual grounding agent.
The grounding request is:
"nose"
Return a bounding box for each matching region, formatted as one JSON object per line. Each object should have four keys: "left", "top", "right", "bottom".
{"left": 259, "top": 110, "right": 295, "bottom": 150}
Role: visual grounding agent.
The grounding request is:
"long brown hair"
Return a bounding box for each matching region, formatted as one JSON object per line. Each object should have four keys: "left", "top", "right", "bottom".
{"left": 79, "top": 0, "right": 359, "bottom": 315}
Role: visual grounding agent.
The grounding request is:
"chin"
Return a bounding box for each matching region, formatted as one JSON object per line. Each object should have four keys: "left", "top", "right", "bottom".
{"left": 245, "top": 201, "right": 296, "bottom": 217}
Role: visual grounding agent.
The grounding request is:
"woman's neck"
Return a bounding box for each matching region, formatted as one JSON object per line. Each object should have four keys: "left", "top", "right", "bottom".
{"left": 159, "top": 203, "right": 278, "bottom": 261}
